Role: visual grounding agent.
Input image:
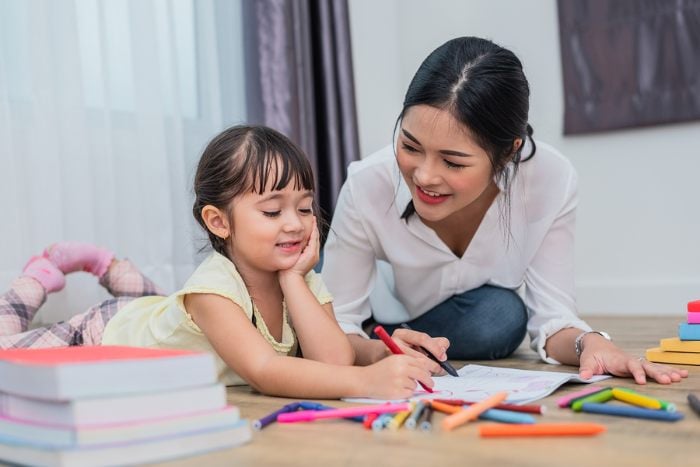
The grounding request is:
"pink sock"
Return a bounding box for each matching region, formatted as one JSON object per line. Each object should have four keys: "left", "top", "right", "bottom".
{"left": 22, "top": 256, "right": 65, "bottom": 293}
{"left": 44, "top": 242, "right": 115, "bottom": 278}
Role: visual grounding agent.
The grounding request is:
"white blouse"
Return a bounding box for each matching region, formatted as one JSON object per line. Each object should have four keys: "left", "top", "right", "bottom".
{"left": 322, "top": 140, "right": 592, "bottom": 363}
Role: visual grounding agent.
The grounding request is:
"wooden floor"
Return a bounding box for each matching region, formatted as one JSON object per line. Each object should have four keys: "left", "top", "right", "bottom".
{"left": 164, "top": 317, "right": 699, "bottom": 467}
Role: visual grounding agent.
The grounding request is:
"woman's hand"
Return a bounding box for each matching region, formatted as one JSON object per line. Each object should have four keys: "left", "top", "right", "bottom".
{"left": 359, "top": 354, "right": 434, "bottom": 399}
{"left": 578, "top": 336, "right": 689, "bottom": 384}
{"left": 278, "top": 218, "right": 320, "bottom": 280}
{"left": 388, "top": 327, "right": 451, "bottom": 376}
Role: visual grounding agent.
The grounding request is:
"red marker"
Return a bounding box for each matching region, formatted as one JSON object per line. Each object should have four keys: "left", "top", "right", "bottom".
{"left": 374, "top": 325, "right": 433, "bottom": 393}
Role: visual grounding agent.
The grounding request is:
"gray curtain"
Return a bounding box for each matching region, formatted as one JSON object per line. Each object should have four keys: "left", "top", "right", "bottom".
{"left": 243, "top": 0, "right": 359, "bottom": 239}
{"left": 558, "top": 0, "right": 700, "bottom": 134}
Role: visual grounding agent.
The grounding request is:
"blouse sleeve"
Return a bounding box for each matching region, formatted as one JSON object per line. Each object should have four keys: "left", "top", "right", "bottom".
{"left": 322, "top": 179, "right": 378, "bottom": 338}
{"left": 524, "top": 168, "right": 592, "bottom": 363}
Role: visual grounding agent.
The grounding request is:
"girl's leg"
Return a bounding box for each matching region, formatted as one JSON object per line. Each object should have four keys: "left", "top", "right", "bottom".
{"left": 0, "top": 297, "right": 133, "bottom": 349}
{"left": 379, "top": 285, "right": 528, "bottom": 360}
{"left": 0, "top": 257, "right": 65, "bottom": 336}
{"left": 99, "top": 259, "right": 165, "bottom": 298}
{"left": 44, "top": 242, "right": 164, "bottom": 298}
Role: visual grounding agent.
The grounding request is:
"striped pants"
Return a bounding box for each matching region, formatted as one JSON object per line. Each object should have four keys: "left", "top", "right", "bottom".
{"left": 0, "top": 260, "right": 163, "bottom": 349}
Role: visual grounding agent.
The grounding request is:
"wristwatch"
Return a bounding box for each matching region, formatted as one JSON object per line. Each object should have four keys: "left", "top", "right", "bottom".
{"left": 574, "top": 331, "right": 612, "bottom": 360}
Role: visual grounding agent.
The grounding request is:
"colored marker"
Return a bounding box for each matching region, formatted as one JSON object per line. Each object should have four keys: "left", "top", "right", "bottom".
{"left": 405, "top": 401, "right": 427, "bottom": 430}
{"left": 441, "top": 391, "right": 508, "bottom": 431}
{"left": 688, "top": 393, "right": 700, "bottom": 417}
{"left": 478, "top": 408, "right": 535, "bottom": 424}
{"left": 571, "top": 388, "right": 613, "bottom": 412}
{"left": 556, "top": 385, "right": 605, "bottom": 408}
{"left": 429, "top": 400, "right": 461, "bottom": 414}
{"left": 277, "top": 402, "right": 411, "bottom": 423}
{"left": 581, "top": 403, "right": 684, "bottom": 422}
{"left": 296, "top": 401, "right": 364, "bottom": 422}
{"left": 419, "top": 406, "right": 434, "bottom": 432}
{"left": 374, "top": 325, "right": 433, "bottom": 393}
{"left": 363, "top": 413, "right": 379, "bottom": 429}
{"left": 253, "top": 402, "right": 301, "bottom": 430}
{"left": 612, "top": 387, "right": 675, "bottom": 412}
{"left": 388, "top": 403, "right": 414, "bottom": 430}
{"left": 430, "top": 399, "right": 534, "bottom": 423}
{"left": 399, "top": 323, "right": 459, "bottom": 376}
{"left": 371, "top": 413, "right": 394, "bottom": 431}
{"left": 479, "top": 423, "right": 606, "bottom": 437}
{"left": 434, "top": 398, "right": 545, "bottom": 414}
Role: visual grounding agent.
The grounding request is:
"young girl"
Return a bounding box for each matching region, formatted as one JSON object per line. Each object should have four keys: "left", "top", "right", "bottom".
{"left": 0, "top": 125, "right": 437, "bottom": 399}
{"left": 323, "top": 36, "right": 688, "bottom": 385}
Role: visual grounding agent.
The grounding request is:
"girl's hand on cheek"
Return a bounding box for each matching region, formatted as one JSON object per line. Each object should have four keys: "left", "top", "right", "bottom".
{"left": 279, "top": 218, "right": 320, "bottom": 279}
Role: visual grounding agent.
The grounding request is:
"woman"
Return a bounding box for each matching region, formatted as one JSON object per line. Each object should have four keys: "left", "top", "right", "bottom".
{"left": 322, "top": 36, "right": 686, "bottom": 385}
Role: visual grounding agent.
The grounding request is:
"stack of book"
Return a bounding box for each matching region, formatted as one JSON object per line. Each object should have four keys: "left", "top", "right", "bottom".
{"left": 0, "top": 346, "right": 251, "bottom": 466}
{"left": 646, "top": 299, "right": 700, "bottom": 365}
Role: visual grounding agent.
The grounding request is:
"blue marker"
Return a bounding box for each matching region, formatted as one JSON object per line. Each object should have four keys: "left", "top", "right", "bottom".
{"left": 581, "top": 403, "right": 684, "bottom": 422}
{"left": 478, "top": 408, "right": 535, "bottom": 424}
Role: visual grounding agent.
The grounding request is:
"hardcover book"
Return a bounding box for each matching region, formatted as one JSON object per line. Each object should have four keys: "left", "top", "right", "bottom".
{"left": 0, "top": 346, "right": 217, "bottom": 400}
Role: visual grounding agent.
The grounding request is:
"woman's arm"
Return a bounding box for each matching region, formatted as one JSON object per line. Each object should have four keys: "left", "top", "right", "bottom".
{"left": 186, "top": 293, "right": 433, "bottom": 399}
{"left": 524, "top": 157, "right": 686, "bottom": 383}
{"left": 546, "top": 327, "right": 687, "bottom": 384}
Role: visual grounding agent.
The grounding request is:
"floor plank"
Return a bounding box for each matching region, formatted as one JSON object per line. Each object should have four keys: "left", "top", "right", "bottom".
{"left": 161, "top": 317, "right": 699, "bottom": 467}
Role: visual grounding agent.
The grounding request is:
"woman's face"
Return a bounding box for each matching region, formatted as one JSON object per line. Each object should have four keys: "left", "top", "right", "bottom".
{"left": 396, "top": 105, "right": 495, "bottom": 223}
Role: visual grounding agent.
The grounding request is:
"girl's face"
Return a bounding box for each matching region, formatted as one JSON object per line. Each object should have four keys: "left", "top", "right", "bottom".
{"left": 396, "top": 105, "right": 495, "bottom": 223}
{"left": 228, "top": 176, "right": 315, "bottom": 273}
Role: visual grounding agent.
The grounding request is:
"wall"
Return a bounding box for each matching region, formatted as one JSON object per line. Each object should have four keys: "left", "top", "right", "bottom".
{"left": 349, "top": 0, "right": 700, "bottom": 316}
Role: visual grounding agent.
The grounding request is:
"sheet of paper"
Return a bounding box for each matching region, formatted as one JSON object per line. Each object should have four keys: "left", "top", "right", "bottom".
{"left": 345, "top": 364, "right": 610, "bottom": 405}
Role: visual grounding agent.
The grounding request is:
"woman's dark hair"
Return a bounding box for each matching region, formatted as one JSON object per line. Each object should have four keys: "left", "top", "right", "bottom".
{"left": 396, "top": 36, "right": 535, "bottom": 221}
{"left": 193, "top": 125, "right": 316, "bottom": 258}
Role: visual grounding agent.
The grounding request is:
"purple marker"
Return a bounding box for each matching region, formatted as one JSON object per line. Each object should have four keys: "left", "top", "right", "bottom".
{"left": 253, "top": 402, "right": 301, "bottom": 430}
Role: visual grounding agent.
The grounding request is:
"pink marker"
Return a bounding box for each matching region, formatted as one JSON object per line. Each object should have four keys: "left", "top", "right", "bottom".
{"left": 556, "top": 385, "right": 605, "bottom": 408}
{"left": 277, "top": 403, "right": 411, "bottom": 423}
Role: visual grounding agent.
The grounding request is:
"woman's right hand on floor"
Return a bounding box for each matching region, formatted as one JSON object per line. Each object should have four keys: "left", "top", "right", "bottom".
{"left": 359, "top": 354, "right": 434, "bottom": 399}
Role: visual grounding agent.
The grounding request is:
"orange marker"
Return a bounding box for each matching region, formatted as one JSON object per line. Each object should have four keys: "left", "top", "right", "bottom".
{"left": 429, "top": 400, "right": 461, "bottom": 415}
{"left": 479, "top": 423, "right": 606, "bottom": 437}
{"left": 441, "top": 391, "right": 508, "bottom": 431}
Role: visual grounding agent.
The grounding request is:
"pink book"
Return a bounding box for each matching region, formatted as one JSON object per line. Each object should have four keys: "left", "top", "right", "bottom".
{"left": 0, "top": 346, "right": 217, "bottom": 401}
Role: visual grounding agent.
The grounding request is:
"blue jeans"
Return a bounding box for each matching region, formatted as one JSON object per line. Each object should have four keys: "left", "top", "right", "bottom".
{"left": 375, "top": 285, "right": 528, "bottom": 360}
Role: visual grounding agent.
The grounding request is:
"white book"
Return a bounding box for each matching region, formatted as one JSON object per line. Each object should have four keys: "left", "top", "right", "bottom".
{"left": 0, "top": 420, "right": 251, "bottom": 467}
{"left": 0, "top": 405, "right": 241, "bottom": 448}
{"left": 0, "top": 346, "right": 217, "bottom": 400}
{"left": 0, "top": 383, "right": 226, "bottom": 426}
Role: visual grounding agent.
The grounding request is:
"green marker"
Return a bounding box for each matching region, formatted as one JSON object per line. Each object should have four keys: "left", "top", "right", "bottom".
{"left": 572, "top": 388, "right": 614, "bottom": 412}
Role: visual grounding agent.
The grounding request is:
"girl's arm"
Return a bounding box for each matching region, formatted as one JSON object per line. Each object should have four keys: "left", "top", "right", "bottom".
{"left": 278, "top": 221, "right": 354, "bottom": 365}
{"left": 185, "top": 293, "right": 433, "bottom": 399}
{"left": 279, "top": 276, "right": 354, "bottom": 365}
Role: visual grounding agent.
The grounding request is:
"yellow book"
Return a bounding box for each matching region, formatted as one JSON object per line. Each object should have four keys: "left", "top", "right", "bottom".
{"left": 646, "top": 347, "right": 700, "bottom": 365}
{"left": 659, "top": 337, "right": 700, "bottom": 353}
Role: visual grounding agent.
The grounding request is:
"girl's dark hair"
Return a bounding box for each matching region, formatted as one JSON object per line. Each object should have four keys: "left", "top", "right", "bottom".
{"left": 396, "top": 36, "right": 535, "bottom": 221}
{"left": 193, "top": 125, "right": 315, "bottom": 258}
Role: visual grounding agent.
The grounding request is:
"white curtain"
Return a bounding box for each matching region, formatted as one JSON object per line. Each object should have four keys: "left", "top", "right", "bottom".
{"left": 0, "top": 0, "right": 247, "bottom": 324}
